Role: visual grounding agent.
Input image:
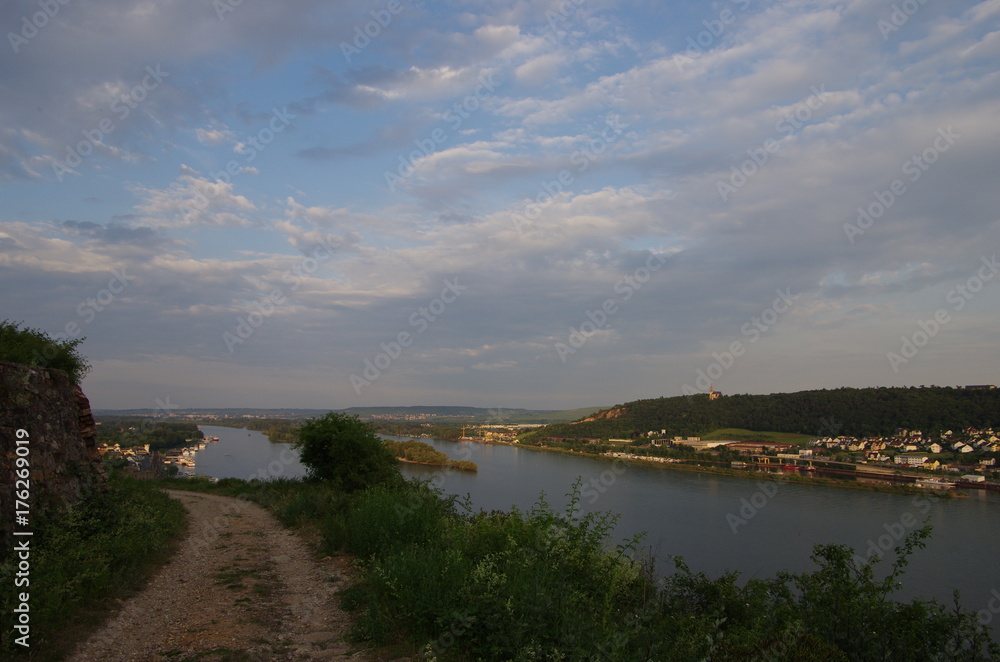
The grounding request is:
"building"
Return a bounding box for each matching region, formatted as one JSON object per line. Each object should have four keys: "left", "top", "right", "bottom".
{"left": 894, "top": 454, "right": 928, "bottom": 466}
{"left": 727, "top": 441, "right": 796, "bottom": 454}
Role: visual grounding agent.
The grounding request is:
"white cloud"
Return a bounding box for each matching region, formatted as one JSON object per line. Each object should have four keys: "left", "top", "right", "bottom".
{"left": 133, "top": 166, "right": 256, "bottom": 228}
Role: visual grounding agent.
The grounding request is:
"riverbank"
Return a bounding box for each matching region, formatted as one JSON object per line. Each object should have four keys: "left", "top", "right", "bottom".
{"left": 492, "top": 440, "right": 966, "bottom": 498}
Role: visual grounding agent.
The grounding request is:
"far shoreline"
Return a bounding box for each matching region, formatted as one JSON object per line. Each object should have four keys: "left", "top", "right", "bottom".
{"left": 466, "top": 439, "right": 969, "bottom": 499}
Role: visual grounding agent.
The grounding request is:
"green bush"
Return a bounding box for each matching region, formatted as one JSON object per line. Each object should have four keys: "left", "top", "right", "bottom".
{"left": 0, "top": 320, "right": 91, "bottom": 383}
{"left": 294, "top": 412, "right": 401, "bottom": 491}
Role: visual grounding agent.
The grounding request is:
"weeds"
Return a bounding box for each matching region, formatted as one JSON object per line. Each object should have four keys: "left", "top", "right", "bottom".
{"left": 0, "top": 475, "right": 185, "bottom": 660}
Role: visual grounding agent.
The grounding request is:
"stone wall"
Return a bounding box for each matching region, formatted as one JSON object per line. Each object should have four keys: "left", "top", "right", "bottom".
{"left": 0, "top": 361, "right": 108, "bottom": 538}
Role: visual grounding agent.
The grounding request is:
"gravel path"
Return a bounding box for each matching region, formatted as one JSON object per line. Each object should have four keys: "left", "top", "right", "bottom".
{"left": 68, "top": 490, "right": 375, "bottom": 662}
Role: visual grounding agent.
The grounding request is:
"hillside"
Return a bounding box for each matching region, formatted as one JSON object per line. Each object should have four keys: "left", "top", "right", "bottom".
{"left": 524, "top": 386, "right": 1000, "bottom": 441}
{"left": 340, "top": 405, "right": 606, "bottom": 423}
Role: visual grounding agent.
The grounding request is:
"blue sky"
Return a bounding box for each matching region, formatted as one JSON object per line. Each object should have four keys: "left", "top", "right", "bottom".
{"left": 1, "top": 0, "right": 999, "bottom": 411}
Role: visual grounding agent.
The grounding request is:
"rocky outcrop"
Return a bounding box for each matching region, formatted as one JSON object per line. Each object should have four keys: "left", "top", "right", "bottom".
{"left": 576, "top": 406, "right": 628, "bottom": 423}
{"left": 0, "top": 361, "right": 108, "bottom": 539}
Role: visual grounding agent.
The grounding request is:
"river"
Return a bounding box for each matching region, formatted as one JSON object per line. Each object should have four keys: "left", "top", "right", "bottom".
{"left": 192, "top": 426, "right": 1000, "bottom": 635}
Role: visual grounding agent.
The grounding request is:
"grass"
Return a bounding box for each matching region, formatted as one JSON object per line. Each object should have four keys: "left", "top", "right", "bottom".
{"left": 0, "top": 474, "right": 186, "bottom": 660}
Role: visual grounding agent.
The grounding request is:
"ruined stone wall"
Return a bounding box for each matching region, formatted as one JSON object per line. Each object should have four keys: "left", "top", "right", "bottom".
{"left": 0, "top": 361, "right": 108, "bottom": 538}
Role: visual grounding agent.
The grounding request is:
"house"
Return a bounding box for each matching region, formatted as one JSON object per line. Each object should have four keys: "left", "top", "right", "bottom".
{"left": 929, "top": 443, "right": 943, "bottom": 454}
{"left": 894, "top": 454, "right": 929, "bottom": 466}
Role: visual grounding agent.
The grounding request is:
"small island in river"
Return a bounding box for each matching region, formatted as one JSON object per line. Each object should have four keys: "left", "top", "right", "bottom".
{"left": 384, "top": 438, "right": 478, "bottom": 472}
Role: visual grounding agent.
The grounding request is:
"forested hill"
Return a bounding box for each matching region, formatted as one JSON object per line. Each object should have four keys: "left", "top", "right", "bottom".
{"left": 526, "top": 387, "right": 1000, "bottom": 441}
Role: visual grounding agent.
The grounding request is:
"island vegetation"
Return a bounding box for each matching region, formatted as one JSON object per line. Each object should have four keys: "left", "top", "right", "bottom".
{"left": 383, "top": 438, "right": 477, "bottom": 472}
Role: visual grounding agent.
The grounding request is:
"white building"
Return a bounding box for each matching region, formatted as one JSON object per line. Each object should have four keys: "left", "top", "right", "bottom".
{"left": 894, "top": 454, "right": 928, "bottom": 466}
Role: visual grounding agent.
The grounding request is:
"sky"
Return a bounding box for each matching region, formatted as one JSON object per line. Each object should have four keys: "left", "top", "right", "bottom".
{"left": 1, "top": 0, "right": 999, "bottom": 412}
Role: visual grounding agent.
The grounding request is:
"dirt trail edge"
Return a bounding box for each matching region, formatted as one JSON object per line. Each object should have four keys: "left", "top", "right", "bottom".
{"left": 68, "top": 490, "right": 373, "bottom": 662}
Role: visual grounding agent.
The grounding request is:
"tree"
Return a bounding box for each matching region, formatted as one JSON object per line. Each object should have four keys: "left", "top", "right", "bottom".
{"left": 294, "top": 412, "right": 400, "bottom": 490}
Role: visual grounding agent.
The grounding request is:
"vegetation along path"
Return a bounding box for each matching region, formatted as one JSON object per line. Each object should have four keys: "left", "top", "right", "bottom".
{"left": 68, "top": 490, "right": 372, "bottom": 662}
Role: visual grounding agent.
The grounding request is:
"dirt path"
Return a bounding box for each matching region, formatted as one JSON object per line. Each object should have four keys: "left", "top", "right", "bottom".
{"left": 68, "top": 490, "right": 376, "bottom": 662}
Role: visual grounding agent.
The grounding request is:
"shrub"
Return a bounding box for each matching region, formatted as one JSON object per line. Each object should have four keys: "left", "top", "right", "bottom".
{"left": 0, "top": 320, "right": 91, "bottom": 383}
{"left": 294, "top": 412, "right": 400, "bottom": 491}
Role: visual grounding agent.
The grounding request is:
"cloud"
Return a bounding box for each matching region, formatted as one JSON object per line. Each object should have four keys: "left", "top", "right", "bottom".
{"left": 196, "top": 127, "right": 236, "bottom": 145}
{"left": 132, "top": 166, "right": 256, "bottom": 228}
{"left": 2, "top": 0, "right": 1000, "bottom": 408}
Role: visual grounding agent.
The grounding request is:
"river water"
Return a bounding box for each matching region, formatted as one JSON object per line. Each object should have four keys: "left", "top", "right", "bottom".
{"left": 193, "top": 426, "right": 1000, "bottom": 634}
